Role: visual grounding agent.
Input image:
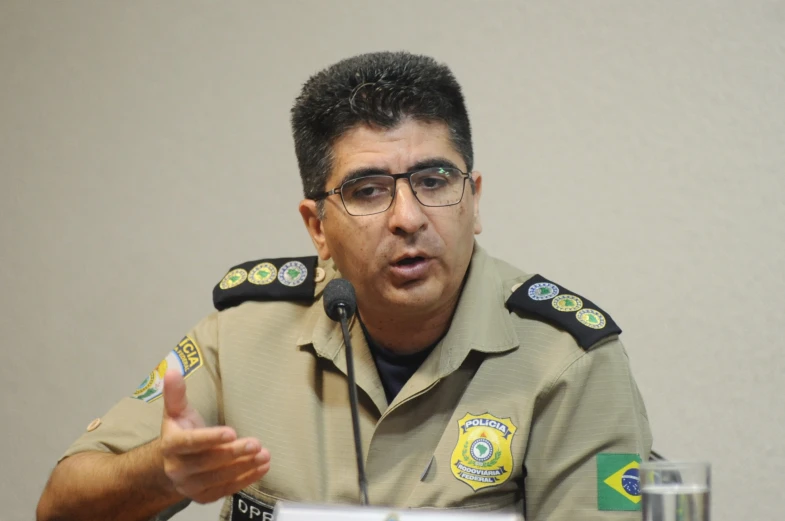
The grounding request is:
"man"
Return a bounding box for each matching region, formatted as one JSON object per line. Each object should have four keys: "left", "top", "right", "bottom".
{"left": 37, "top": 51, "right": 652, "bottom": 521}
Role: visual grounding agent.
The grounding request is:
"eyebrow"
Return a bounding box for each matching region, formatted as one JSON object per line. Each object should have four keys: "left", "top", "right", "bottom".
{"left": 335, "top": 157, "right": 463, "bottom": 187}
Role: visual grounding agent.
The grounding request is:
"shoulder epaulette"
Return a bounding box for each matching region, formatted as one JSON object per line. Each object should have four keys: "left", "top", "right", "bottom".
{"left": 505, "top": 274, "right": 621, "bottom": 350}
{"left": 213, "top": 256, "right": 320, "bottom": 311}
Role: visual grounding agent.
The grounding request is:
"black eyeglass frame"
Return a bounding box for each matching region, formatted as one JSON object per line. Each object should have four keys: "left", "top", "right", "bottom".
{"left": 310, "top": 168, "right": 474, "bottom": 217}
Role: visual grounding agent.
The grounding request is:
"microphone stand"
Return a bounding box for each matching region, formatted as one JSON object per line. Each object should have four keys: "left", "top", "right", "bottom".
{"left": 338, "top": 306, "right": 369, "bottom": 505}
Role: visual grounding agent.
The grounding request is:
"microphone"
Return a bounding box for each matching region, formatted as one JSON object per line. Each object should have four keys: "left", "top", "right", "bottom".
{"left": 323, "top": 278, "right": 357, "bottom": 322}
{"left": 322, "top": 279, "right": 369, "bottom": 505}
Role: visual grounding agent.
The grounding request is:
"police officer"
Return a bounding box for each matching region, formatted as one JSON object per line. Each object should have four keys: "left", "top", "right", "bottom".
{"left": 37, "top": 51, "right": 652, "bottom": 521}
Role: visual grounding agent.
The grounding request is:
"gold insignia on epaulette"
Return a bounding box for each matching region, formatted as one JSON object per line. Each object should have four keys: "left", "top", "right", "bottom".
{"left": 220, "top": 268, "right": 248, "bottom": 289}
{"left": 249, "top": 262, "right": 277, "bottom": 285}
{"left": 553, "top": 294, "right": 583, "bottom": 312}
{"left": 577, "top": 308, "right": 607, "bottom": 329}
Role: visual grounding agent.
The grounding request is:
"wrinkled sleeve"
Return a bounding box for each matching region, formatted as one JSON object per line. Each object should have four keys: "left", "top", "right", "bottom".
{"left": 524, "top": 339, "right": 652, "bottom": 521}
{"left": 60, "top": 312, "right": 222, "bottom": 460}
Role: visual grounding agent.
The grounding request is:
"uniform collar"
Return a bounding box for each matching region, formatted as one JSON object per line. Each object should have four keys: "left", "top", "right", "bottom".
{"left": 375, "top": 243, "right": 521, "bottom": 413}
{"left": 296, "top": 260, "right": 389, "bottom": 413}
{"left": 296, "top": 258, "right": 342, "bottom": 359}
{"left": 432, "top": 242, "right": 520, "bottom": 372}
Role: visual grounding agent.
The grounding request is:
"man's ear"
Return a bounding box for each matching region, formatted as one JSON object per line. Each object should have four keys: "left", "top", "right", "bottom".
{"left": 471, "top": 172, "right": 483, "bottom": 235}
{"left": 298, "top": 199, "right": 332, "bottom": 260}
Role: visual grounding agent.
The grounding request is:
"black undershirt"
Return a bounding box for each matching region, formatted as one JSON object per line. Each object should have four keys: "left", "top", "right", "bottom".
{"left": 360, "top": 319, "right": 439, "bottom": 404}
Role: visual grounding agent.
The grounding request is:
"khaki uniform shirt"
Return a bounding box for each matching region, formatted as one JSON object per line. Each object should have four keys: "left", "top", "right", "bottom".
{"left": 63, "top": 245, "right": 652, "bottom": 521}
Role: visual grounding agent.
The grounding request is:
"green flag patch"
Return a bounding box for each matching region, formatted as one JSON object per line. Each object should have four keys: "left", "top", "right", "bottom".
{"left": 597, "top": 453, "right": 642, "bottom": 511}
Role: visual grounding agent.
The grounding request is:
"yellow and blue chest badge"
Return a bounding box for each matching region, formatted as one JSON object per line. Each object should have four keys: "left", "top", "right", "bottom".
{"left": 450, "top": 413, "right": 518, "bottom": 491}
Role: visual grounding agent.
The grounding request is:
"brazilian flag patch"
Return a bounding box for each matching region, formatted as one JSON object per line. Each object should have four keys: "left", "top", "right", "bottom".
{"left": 596, "top": 453, "right": 642, "bottom": 511}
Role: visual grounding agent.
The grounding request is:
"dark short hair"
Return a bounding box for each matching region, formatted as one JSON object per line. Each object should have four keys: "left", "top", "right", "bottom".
{"left": 291, "top": 51, "right": 473, "bottom": 201}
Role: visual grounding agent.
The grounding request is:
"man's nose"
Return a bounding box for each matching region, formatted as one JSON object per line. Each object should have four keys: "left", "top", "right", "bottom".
{"left": 386, "top": 179, "right": 428, "bottom": 235}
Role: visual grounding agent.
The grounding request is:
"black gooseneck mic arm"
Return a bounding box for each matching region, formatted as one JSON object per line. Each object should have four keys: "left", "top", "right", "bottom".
{"left": 337, "top": 305, "right": 369, "bottom": 505}
{"left": 323, "top": 279, "right": 369, "bottom": 505}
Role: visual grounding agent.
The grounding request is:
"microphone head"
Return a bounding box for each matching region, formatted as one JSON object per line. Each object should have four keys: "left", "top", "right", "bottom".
{"left": 323, "top": 278, "right": 357, "bottom": 322}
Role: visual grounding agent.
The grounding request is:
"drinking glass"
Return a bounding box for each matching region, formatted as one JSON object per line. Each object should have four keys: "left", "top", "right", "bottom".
{"left": 639, "top": 461, "right": 710, "bottom": 521}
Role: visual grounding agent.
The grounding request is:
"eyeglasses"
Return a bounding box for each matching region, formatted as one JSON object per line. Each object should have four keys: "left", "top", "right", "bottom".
{"left": 311, "top": 166, "right": 473, "bottom": 216}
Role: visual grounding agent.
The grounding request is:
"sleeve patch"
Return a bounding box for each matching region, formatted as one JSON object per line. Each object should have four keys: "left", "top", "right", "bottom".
{"left": 597, "top": 453, "right": 642, "bottom": 511}
{"left": 505, "top": 274, "right": 622, "bottom": 349}
{"left": 131, "top": 336, "right": 203, "bottom": 403}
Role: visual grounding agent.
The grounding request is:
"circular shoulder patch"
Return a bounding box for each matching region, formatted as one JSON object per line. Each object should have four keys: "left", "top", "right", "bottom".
{"left": 248, "top": 262, "right": 277, "bottom": 285}
{"left": 576, "top": 308, "right": 606, "bottom": 329}
{"left": 219, "top": 268, "right": 248, "bottom": 290}
{"left": 278, "top": 260, "right": 308, "bottom": 287}
{"left": 552, "top": 294, "right": 583, "bottom": 312}
{"left": 528, "top": 282, "right": 559, "bottom": 301}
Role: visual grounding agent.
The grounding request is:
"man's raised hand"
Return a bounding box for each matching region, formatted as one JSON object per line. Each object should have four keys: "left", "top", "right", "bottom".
{"left": 159, "top": 370, "right": 270, "bottom": 504}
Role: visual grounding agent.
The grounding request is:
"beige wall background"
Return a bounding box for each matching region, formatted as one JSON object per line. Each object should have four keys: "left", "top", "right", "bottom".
{"left": 1, "top": 1, "right": 783, "bottom": 520}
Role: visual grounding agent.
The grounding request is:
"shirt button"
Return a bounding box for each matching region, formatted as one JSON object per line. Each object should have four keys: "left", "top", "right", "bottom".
{"left": 86, "top": 418, "right": 102, "bottom": 432}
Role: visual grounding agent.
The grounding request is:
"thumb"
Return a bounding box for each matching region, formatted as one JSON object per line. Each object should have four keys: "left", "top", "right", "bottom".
{"left": 163, "top": 369, "right": 188, "bottom": 419}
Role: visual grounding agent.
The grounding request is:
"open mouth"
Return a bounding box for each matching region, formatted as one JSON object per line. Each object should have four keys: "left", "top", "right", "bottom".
{"left": 390, "top": 255, "right": 431, "bottom": 281}
{"left": 395, "top": 256, "right": 426, "bottom": 266}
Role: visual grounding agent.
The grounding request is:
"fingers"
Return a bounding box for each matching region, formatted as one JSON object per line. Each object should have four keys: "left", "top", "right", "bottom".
{"left": 162, "top": 426, "right": 237, "bottom": 456}
{"left": 177, "top": 450, "right": 270, "bottom": 498}
{"left": 177, "top": 438, "right": 264, "bottom": 472}
{"left": 162, "top": 430, "right": 270, "bottom": 504}
{"left": 163, "top": 369, "right": 188, "bottom": 419}
{"left": 189, "top": 461, "right": 271, "bottom": 504}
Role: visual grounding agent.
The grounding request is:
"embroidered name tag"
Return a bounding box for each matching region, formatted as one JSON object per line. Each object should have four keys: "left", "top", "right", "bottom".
{"left": 231, "top": 491, "right": 274, "bottom": 521}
